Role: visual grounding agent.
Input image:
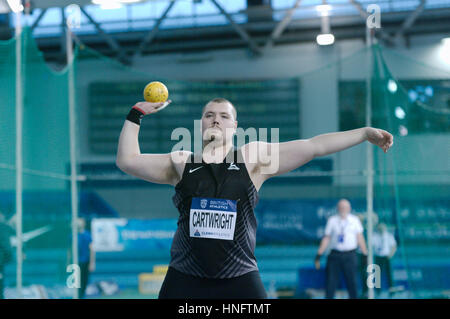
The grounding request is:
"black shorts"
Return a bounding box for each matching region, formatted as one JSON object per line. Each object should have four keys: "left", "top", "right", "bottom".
{"left": 158, "top": 267, "right": 267, "bottom": 299}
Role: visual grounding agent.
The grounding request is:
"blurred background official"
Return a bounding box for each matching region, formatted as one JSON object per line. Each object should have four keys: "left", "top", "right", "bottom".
{"left": 315, "top": 199, "right": 368, "bottom": 299}
{"left": 373, "top": 223, "right": 397, "bottom": 294}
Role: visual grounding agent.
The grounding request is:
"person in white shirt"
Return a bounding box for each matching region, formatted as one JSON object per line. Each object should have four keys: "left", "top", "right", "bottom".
{"left": 372, "top": 223, "right": 397, "bottom": 290}
{"left": 315, "top": 199, "right": 368, "bottom": 299}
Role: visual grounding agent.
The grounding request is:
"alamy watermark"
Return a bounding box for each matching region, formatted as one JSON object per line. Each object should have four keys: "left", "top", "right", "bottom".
{"left": 66, "top": 264, "right": 80, "bottom": 289}
{"left": 66, "top": 4, "right": 81, "bottom": 29}
{"left": 169, "top": 121, "right": 280, "bottom": 175}
{"left": 366, "top": 4, "right": 381, "bottom": 29}
{"left": 366, "top": 263, "right": 382, "bottom": 289}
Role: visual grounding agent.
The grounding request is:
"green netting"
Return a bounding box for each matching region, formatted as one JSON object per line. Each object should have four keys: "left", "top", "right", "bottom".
{"left": 0, "top": 28, "right": 72, "bottom": 298}
{"left": 370, "top": 45, "right": 450, "bottom": 297}
{"left": 0, "top": 26, "right": 449, "bottom": 299}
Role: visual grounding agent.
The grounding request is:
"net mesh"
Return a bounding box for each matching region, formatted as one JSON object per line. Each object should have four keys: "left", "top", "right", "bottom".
{"left": 0, "top": 26, "right": 449, "bottom": 299}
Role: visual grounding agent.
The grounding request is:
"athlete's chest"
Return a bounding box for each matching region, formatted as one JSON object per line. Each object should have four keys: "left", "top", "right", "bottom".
{"left": 181, "top": 162, "right": 249, "bottom": 198}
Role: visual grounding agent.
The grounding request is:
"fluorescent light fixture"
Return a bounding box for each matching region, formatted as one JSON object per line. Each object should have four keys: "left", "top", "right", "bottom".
{"left": 387, "top": 79, "right": 398, "bottom": 93}
{"left": 7, "top": 0, "right": 24, "bottom": 13}
{"left": 316, "top": 33, "right": 334, "bottom": 46}
{"left": 316, "top": 4, "right": 331, "bottom": 16}
{"left": 395, "top": 106, "right": 406, "bottom": 120}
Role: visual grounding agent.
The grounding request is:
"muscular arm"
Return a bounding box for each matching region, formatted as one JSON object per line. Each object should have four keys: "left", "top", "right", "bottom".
{"left": 116, "top": 110, "right": 184, "bottom": 186}
{"left": 250, "top": 127, "right": 393, "bottom": 182}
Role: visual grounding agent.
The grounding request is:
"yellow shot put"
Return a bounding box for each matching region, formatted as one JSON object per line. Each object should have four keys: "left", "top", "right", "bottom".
{"left": 143, "top": 81, "right": 169, "bottom": 103}
{"left": 143, "top": 81, "right": 170, "bottom": 112}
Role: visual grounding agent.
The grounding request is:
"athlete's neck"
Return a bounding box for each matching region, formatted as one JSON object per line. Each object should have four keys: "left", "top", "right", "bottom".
{"left": 202, "top": 141, "right": 234, "bottom": 164}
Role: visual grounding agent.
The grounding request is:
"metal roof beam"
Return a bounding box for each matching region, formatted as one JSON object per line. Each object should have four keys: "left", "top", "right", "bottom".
{"left": 134, "top": 0, "right": 176, "bottom": 58}
{"left": 210, "top": 0, "right": 262, "bottom": 56}
{"left": 79, "top": 6, "right": 121, "bottom": 53}
{"left": 264, "top": 0, "right": 302, "bottom": 49}
{"left": 30, "top": 8, "right": 48, "bottom": 31}
{"left": 394, "top": 0, "right": 426, "bottom": 43}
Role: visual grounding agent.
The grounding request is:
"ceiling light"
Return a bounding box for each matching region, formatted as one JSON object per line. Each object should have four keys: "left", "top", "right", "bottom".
{"left": 316, "top": 33, "right": 334, "bottom": 46}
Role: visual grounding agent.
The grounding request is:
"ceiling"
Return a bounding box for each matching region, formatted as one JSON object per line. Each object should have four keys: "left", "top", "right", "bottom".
{"left": 1, "top": 0, "right": 449, "bottom": 66}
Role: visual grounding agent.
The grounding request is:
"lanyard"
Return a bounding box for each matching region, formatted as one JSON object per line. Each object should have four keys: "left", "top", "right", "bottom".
{"left": 339, "top": 219, "right": 348, "bottom": 235}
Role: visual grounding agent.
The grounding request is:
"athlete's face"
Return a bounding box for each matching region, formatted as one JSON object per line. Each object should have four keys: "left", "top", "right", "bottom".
{"left": 201, "top": 102, "right": 237, "bottom": 144}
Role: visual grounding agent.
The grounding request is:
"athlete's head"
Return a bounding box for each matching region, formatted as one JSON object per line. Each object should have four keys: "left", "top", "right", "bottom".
{"left": 201, "top": 98, "right": 237, "bottom": 146}
{"left": 337, "top": 198, "right": 351, "bottom": 218}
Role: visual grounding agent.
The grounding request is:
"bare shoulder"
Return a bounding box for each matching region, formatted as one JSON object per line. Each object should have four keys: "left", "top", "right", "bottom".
{"left": 240, "top": 142, "right": 271, "bottom": 192}
{"left": 170, "top": 150, "right": 192, "bottom": 178}
{"left": 240, "top": 142, "right": 258, "bottom": 170}
{"left": 240, "top": 141, "right": 267, "bottom": 161}
{"left": 240, "top": 141, "right": 272, "bottom": 166}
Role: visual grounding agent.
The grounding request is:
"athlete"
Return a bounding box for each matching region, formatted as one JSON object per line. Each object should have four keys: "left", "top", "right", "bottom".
{"left": 116, "top": 97, "right": 393, "bottom": 299}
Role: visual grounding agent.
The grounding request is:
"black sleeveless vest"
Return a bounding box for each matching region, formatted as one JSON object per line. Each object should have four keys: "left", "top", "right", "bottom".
{"left": 170, "top": 147, "right": 259, "bottom": 278}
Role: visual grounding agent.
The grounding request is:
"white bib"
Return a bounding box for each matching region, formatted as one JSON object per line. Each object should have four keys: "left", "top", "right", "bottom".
{"left": 189, "top": 197, "right": 237, "bottom": 241}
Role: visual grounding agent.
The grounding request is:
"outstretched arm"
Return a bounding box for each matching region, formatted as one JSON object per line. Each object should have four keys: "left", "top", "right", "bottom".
{"left": 311, "top": 127, "right": 393, "bottom": 157}
{"left": 254, "top": 127, "right": 393, "bottom": 180}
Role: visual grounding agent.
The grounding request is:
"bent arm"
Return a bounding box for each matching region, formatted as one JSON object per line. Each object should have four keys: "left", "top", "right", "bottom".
{"left": 116, "top": 120, "right": 179, "bottom": 185}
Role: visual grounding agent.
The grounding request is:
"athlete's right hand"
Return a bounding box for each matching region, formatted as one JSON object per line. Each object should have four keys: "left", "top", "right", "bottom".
{"left": 134, "top": 99, "right": 172, "bottom": 115}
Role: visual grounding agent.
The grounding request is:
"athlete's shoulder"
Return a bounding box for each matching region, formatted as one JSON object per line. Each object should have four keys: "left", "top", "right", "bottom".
{"left": 170, "top": 151, "right": 194, "bottom": 186}
{"left": 169, "top": 150, "right": 193, "bottom": 164}
{"left": 169, "top": 150, "right": 193, "bottom": 172}
{"left": 239, "top": 141, "right": 260, "bottom": 163}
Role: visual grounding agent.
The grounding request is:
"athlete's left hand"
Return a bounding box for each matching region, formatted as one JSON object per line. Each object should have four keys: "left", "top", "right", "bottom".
{"left": 365, "top": 127, "right": 394, "bottom": 153}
